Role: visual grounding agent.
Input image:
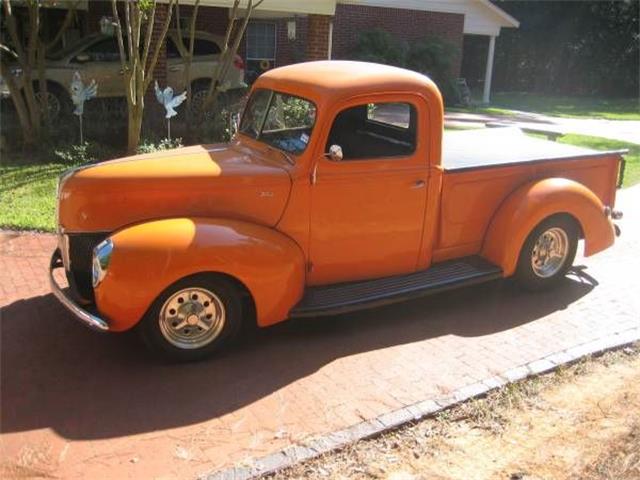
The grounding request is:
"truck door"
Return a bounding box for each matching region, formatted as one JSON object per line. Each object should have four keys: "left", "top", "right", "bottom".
{"left": 308, "top": 95, "right": 429, "bottom": 285}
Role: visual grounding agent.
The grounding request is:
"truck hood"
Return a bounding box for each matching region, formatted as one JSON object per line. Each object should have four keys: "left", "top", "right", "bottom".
{"left": 58, "top": 143, "right": 292, "bottom": 233}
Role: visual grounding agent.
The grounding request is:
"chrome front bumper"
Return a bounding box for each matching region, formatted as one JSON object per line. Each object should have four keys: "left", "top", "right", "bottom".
{"left": 49, "top": 249, "right": 110, "bottom": 332}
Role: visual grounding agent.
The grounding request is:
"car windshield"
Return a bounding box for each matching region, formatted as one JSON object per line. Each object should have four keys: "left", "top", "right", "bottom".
{"left": 47, "top": 35, "right": 100, "bottom": 60}
{"left": 239, "top": 89, "right": 316, "bottom": 156}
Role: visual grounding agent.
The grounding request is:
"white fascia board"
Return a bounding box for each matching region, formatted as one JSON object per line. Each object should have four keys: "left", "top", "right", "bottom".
{"left": 338, "top": 0, "right": 518, "bottom": 35}
{"left": 170, "top": 0, "right": 337, "bottom": 15}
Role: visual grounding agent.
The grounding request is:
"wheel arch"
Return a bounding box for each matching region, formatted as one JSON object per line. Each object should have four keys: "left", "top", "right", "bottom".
{"left": 94, "top": 217, "right": 305, "bottom": 332}
{"left": 481, "top": 177, "right": 614, "bottom": 277}
{"left": 33, "top": 79, "right": 68, "bottom": 95}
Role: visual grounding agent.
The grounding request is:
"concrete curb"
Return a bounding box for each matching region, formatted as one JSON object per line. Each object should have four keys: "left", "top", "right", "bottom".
{"left": 200, "top": 326, "right": 640, "bottom": 480}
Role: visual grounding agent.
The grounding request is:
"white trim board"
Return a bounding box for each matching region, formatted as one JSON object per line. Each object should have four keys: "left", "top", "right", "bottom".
{"left": 338, "top": 0, "right": 519, "bottom": 36}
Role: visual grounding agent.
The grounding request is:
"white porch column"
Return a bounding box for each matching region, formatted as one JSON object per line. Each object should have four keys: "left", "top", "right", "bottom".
{"left": 328, "top": 20, "right": 334, "bottom": 59}
{"left": 483, "top": 35, "right": 496, "bottom": 104}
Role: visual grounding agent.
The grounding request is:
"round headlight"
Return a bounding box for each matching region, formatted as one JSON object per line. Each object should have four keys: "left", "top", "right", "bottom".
{"left": 92, "top": 238, "right": 114, "bottom": 288}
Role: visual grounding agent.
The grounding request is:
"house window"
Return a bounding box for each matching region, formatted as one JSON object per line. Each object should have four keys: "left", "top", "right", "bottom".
{"left": 246, "top": 22, "right": 277, "bottom": 82}
{"left": 246, "top": 22, "right": 277, "bottom": 61}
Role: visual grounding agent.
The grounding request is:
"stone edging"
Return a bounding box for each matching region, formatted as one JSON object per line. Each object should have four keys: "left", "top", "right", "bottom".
{"left": 199, "top": 326, "right": 640, "bottom": 480}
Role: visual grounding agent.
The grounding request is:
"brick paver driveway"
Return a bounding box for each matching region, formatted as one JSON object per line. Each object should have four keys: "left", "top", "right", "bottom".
{"left": 1, "top": 187, "right": 638, "bottom": 480}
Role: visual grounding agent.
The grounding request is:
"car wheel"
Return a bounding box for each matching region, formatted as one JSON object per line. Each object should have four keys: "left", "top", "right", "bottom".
{"left": 34, "top": 84, "right": 70, "bottom": 121}
{"left": 138, "top": 274, "right": 244, "bottom": 362}
{"left": 190, "top": 81, "right": 242, "bottom": 120}
{"left": 515, "top": 214, "right": 579, "bottom": 291}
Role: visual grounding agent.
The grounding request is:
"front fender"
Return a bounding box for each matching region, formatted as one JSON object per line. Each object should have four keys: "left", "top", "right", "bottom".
{"left": 482, "top": 178, "right": 615, "bottom": 277}
{"left": 94, "top": 218, "right": 305, "bottom": 331}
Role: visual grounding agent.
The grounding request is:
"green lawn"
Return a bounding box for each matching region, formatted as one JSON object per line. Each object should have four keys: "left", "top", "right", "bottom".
{"left": 0, "top": 160, "right": 73, "bottom": 232}
{"left": 1, "top": 134, "right": 637, "bottom": 232}
{"left": 453, "top": 93, "right": 640, "bottom": 121}
{"left": 556, "top": 134, "right": 639, "bottom": 187}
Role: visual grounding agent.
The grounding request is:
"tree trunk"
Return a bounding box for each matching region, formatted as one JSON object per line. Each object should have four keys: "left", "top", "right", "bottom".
{"left": 128, "top": 103, "right": 144, "bottom": 154}
{"left": 0, "top": 61, "right": 35, "bottom": 148}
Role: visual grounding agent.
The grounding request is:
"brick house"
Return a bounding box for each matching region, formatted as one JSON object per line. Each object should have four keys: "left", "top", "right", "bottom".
{"left": 32, "top": 0, "right": 519, "bottom": 102}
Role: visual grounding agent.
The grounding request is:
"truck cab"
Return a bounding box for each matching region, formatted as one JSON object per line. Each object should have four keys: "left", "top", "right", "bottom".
{"left": 50, "top": 61, "right": 625, "bottom": 361}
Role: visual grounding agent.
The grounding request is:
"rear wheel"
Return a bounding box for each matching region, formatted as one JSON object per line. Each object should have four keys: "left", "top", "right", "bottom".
{"left": 138, "top": 274, "right": 244, "bottom": 362}
{"left": 34, "top": 83, "right": 71, "bottom": 121}
{"left": 190, "top": 80, "right": 244, "bottom": 119}
{"left": 515, "top": 215, "right": 579, "bottom": 291}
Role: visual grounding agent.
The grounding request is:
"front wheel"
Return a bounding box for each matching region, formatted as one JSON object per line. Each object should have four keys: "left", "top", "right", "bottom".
{"left": 138, "top": 274, "right": 244, "bottom": 362}
{"left": 515, "top": 215, "right": 579, "bottom": 291}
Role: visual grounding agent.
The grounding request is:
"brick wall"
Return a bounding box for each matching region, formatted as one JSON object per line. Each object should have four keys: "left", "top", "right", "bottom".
{"left": 84, "top": 3, "right": 464, "bottom": 80}
{"left": 177, "top": 5, "right": 229, "bottom": 36}
{"left": 274, "top": 16, "right": 309, "bottom": 66}
{"left": 332, "top": 4, "right": 464, "bottom": 76}
{"left": 306, "top": 14, "right": 332, "bottom": 61}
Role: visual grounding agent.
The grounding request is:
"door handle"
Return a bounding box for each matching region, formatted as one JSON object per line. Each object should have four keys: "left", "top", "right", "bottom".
{"left": 412, "top": 180, "right": 426, "bottom": 189}
{"left": 169, "top": 66, "right": 180, "bottom": 72}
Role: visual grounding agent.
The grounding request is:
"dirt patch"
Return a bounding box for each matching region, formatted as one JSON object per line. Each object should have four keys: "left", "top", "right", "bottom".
{"left": 269, "top": 345, "right": 640, "bottom": 480}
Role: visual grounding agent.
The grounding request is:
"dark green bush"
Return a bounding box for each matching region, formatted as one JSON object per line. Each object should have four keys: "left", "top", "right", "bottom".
{"left": 349, "top": 30, "right": 459, "bottom": 102}
{"left": 350, "top": 29, "right": 408, "bottom": 67}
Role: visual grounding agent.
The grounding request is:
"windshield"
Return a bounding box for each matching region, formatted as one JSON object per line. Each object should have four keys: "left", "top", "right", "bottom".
{"left": 239, "top": 89, "right": 316, "bottom": 156}
{"left": 47, "top": 35, "right": 100, "bottom": 60}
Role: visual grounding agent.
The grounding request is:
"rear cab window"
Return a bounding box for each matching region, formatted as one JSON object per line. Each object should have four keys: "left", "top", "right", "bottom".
{"left": 326, "top": 102, "right": 417, "bottom": 160}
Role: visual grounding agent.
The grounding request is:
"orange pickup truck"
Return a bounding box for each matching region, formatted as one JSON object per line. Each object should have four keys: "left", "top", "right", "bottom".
{"left": 50, "top": 61, "right": 625, "bottom": 361}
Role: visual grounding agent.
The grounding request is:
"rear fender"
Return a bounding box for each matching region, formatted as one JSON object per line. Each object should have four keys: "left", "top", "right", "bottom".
{"left": 482, "top": 178, "right": 614, "bottom": 277}
{"left": 94, "top": 218, "right": 305, "bottom": 331}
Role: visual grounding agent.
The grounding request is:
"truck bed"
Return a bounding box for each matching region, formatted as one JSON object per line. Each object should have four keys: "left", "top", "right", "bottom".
{"left": 443, "top": 127, "right": 624, "bottom": 171}
{"left": 434, "top": 126, "right": 624, "bottom": 263}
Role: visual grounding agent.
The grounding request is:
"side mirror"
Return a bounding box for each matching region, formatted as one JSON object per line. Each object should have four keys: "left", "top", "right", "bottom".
{"left": 326, "top": 144, "right": 343, "bottom": 162}
{"left": 75, "top": 53, "right": 90, "bottom": 63}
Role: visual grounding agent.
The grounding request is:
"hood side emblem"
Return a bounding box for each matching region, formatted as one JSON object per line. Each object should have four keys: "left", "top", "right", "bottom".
{"left": 260, "top": 191, "right": 274, "bottom": 198}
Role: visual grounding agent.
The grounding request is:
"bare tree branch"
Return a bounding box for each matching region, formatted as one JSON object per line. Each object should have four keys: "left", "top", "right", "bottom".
{"left": 142, "top": 0, "right": 158, "bottom": 70}
{"left": 143, "top": 0, "right": 176, "bottom": 91}
{"left": 125, "top": 1, "right": 135, "bottom": 63}
{"left": 45, "top": 1, "right": 80, "bottom": 51}
{"left": 2, "top": 0, "right": 26, "bottom": 64}
{"left": 112, "top": 0, "right": 128, "bottom": 75}
{"left": 0, "top": 43, "right": 18, "bottom": 59}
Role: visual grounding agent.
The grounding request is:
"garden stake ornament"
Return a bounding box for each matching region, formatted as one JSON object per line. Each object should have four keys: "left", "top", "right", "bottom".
{"left": 155, "top": 81, "right": 187, "bottom": 139}
{"left": 70, "top": 72, "right": 98, "bottom": 144}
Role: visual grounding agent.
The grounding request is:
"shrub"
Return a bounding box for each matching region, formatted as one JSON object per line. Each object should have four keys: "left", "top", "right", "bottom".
{"left": 349, "top": 31, "right": 459, "bottom": 101}
{"left": 350, "top": 29, "right": 408, "bottom": 67}
{"left": 406, "top": 36, "right": 458, "bottom": 84}
{"left": 136, "top": 137, "right": 184, "bottom": 154}
{"left": 52, "top": 141, "right": 117, "bottom": 165}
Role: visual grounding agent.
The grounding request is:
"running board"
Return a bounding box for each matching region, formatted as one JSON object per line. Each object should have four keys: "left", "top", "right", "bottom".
{"left": 290, "top": 256, "right": 502, "bottom": 318}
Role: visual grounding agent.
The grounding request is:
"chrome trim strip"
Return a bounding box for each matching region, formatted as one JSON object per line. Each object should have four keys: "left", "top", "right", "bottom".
{"left": 49, "top": 250, "right": 109, "bottom": 332}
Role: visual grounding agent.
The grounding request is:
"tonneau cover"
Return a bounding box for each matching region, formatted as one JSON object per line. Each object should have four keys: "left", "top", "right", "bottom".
{"left": 443, "top": 127, "right": 624, "bottom": 172}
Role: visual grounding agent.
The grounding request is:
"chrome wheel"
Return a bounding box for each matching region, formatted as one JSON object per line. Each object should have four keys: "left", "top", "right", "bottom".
{"left": 190, "top": 89, "right": 213, "bottom": 119}
{"left": 531, "top": 227, "right": 569, "bottom": 278}
{"left": 158, "top": 287, "right": 225, "bottom": 350}
{"left": 35, "top": 91, "right": 62, "bottom": 120}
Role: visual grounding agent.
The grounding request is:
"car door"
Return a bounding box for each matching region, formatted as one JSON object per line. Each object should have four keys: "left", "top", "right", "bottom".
{"left": 165, "top": 35, "right": 185, "bottom": 91}
{"left": 308, "top": 95, "right": 430, "bottom": 286}
{"left": 71, "top": 37, "right": 123, "bottom": 97}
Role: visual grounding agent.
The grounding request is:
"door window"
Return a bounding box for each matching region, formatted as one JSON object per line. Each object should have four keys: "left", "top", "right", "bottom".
{"left": 189, "top": 38, "right": 221, "bottom": 56}
{"left": 166, "top": 37, "right": 182, "bottom": 58}
{"left": 82, "top": 38, "right": 121, "bottom": 62}
{"left": 326, "top": 102, "right": 417, "bottom": 160}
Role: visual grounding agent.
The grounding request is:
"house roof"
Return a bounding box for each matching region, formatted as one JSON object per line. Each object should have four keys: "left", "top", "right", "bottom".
{"left": 338, "top": 1, "right": 519, "bottom": 35}
{"left": 170, "top": 1, "right": 518, "bottom": 36}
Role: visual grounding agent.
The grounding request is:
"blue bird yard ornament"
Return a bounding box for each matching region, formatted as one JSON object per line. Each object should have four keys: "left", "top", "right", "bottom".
{"left": 70, "top": 71, "right": 98, "bottom": 143}
{"left": 155, "top": 81, "right": 187, "bottom": 139}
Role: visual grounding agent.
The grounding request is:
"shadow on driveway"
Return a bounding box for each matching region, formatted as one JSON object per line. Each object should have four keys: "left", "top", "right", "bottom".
{"left": 0, "top": 273, "right": 596, "bottom": 440}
